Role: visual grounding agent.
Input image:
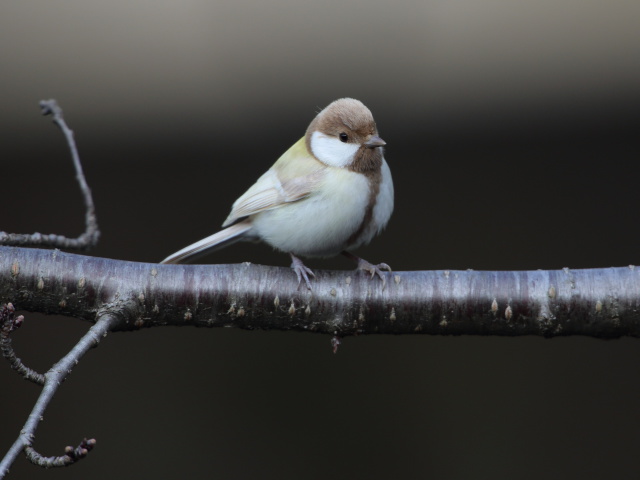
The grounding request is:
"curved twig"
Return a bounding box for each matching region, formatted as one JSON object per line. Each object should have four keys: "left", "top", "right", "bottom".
{"left": 25, "top": 438, "right": 96, "bottom": 468}
{"left": 0, "top": 313, "right": 116, "bottom": 478}
{"left": 0, "top": 99, "right": 99, "bottom": 250}
{"left": 0, "top": 304, "right": 44, "bottom": 385}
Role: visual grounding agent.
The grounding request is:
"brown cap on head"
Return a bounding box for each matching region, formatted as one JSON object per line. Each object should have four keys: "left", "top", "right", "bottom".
{"left": 306, "top": 98, "right": 383, "bottom": 147}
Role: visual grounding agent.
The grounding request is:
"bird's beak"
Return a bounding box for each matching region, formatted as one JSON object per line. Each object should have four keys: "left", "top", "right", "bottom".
{"left": 365, "top": 135, "right": 386, "bottom": 148}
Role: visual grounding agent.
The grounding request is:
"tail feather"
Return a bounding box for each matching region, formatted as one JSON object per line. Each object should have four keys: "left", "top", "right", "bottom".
{"left": 160, "top": 220, "right": 253, "bottom": 264}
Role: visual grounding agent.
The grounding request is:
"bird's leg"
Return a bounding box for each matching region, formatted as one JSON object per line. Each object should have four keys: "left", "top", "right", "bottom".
{"left": 342, "top": 251, "right": 392, "bottom": 289}
{"left": 290, "top": 253, "right": 315, "bottom": 290}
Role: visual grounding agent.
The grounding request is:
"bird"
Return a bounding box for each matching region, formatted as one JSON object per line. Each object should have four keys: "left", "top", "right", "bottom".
{"left": 160, "top": 98, "right": 394, "bottom": 289}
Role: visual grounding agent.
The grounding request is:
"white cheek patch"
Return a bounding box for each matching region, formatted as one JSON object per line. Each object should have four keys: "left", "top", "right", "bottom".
{"left": 310, "top": 131, "right": 359, "bottom": 167}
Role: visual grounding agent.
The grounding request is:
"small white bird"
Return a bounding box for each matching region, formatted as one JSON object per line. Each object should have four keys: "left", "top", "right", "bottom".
{"left": 161, "top": 98, "right": 394, "bottom": 289}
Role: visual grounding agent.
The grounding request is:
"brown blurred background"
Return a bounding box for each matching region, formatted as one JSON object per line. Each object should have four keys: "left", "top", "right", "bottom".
{"left": 1, "top": 1, "right": 640, "bottom": 479}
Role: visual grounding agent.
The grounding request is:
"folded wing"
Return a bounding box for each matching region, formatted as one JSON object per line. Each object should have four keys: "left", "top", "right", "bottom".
{"left": 223, "top": 137, "right": 326, "bottom": 227}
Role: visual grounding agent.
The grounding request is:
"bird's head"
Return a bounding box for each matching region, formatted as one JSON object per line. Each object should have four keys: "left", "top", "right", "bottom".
{"left": 306, "top": 98, "right": 386, "bottom": 172}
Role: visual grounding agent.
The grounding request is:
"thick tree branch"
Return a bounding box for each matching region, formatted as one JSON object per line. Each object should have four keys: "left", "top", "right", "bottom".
{"left": 0, "top": 100, "right": 99, "bottom": 250}
{"left": 1, "top": 246, "right": 639, "bottom": 338}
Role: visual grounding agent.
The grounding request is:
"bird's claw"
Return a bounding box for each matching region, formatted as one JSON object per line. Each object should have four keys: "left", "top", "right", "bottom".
{"left": 290, "top": 254, "right": 315, "bottom": 290}
{"left": 357, "top": 259, "right": 392, "bottom": 289}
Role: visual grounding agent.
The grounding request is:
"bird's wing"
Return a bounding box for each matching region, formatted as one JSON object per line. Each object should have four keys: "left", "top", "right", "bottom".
{"left": 222, "top": 137, "right": 326, "bottom": 226}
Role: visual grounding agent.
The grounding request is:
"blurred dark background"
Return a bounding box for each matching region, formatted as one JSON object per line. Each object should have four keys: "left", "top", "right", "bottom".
{"left": 1, "top": 1, "right": 639, "bottom": 479}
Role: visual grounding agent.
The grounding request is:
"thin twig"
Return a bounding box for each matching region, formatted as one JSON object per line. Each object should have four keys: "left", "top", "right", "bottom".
{"left": 0, "top": 100, "right": 99, "bottom": 249}
{"left": 0, "top": 304, "right": 45, "bottom": 385}
{"left": 0, "top": 313, "right": 116, "bottom": 478}
{"left": 25, "top": 438, "right": 96, "bottom": 468}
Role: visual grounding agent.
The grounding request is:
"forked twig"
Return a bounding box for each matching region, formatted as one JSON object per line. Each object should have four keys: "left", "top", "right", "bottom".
{"left": 0, "top": 313, "right": 117, "bottom": 477}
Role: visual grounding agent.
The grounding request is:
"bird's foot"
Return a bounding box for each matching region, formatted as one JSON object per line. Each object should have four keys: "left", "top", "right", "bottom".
{"left": 290, "top": 253, "right": 315, "bottom": 290}
{"left": 342, "top": 251, "right": 392, "bottom": 289}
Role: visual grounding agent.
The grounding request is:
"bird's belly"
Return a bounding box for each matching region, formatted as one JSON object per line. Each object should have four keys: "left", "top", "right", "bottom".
{"left": 251, "top": 170, "right": 370, "bottom": 257}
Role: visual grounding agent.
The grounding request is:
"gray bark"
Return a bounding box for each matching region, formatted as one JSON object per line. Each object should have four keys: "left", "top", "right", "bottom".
{"left": 1, "top": 246, "right": 639, "bottom": 338}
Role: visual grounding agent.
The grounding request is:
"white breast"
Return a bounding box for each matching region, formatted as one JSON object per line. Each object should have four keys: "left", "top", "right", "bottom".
{"left": 250, "top": 167, "right": 371, "bottom": 257}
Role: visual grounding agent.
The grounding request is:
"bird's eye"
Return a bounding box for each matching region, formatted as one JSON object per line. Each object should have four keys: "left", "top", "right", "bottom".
{"left": 339, "top": 132, "right": 348, "bottom": 143}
